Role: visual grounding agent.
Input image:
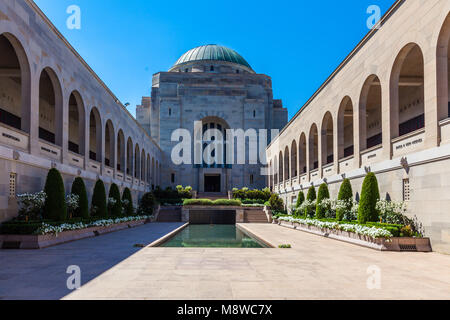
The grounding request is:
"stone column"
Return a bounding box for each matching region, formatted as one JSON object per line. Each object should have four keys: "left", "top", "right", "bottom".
{"left": 29, "top": 75, "right": 40, "bottom": 156}
{"left": 424, "top": 51, "right": 440, "bottom": 148}
{"left": 61, "top": 92, "right": 69, "bottom": 165}
{"left": 382, "top": 80, "right": 393, "bottom": 161}
{"left": 318, "top": 127, "right": 323, "bottom": 179}
{"left": 355, "top": 96, "right": 364, "bottom": 168}
{"left": 83, "top": 109, "right": 90, "bottom": 171}
{"left": 306, "top": 134, "right": 311, "bottom": 182}
{"left": 333, "top": 114, "right": 340, "bottom": 173}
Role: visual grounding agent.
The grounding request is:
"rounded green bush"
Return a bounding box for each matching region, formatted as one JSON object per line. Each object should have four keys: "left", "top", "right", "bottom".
{"left": 71, "top": 177, "right": 89, "bottom": 219}
{"left": 138, "top": 192, "right": 155, "bottom": 215}
{"left": 358, "top": 172, "right": 380, "bottom": 224}
{"left": 108, "top": 183, "right": 122, "bottom": 217}
{"left": 122, "top": 187, "right": 134, "bottom": 216}
{"left": 336, "top": 179, "right": 353, "bottom": 221}
{"left": 315, "top": 183, "right": 330, "bottom": 219}
{"left": 43, "top": 168, "right": 67, "bottom": 221}
{"left": 91, "top": 179, "right": 107, "bottom": 218}
{"left": 269, "top": 193, "right": 284, "bottom": 212}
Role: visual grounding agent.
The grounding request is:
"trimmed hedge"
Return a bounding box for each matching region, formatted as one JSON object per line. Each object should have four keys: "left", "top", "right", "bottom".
{"left": 336, "top": 179, "right": 353, "bottom": 221}
{"left": 153, "top": 186, "right": 192, "bottom": 201}
{"left": 91, "top": 180, "right": 107, "bottom": 218}
{"left": 232, "top": 188, "right": 271, "bottom": 202}
{"left": 122, "top": 187, "right": 133, "bottom": 216}
{"left": 295, "top": 191, "right": 305, "bottom": 208}
{"left": 138, "top": 192, "right": 155, "bottom": 215}
{"left": 71, "top": 177, "right": 89, "bottom": 219}
{"left": 358, "top": 172, "right": 380, "bottom": 224}
{"left": 108, "top": 183, "right": 122, "bottom": 217}
{"left": 315, "top": 183, "right": 330, "bottom": 219}
{"left": 43, "top": 168, "right": 67, "bottom": 221}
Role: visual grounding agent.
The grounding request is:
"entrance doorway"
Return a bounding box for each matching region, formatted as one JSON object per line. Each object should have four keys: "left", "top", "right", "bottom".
{"left": 204, "top": 174, "right": 221, "bottom": 193}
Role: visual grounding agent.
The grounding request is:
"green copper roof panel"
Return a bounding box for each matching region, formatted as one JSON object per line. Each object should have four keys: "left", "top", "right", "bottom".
{"left": 173, "top": 45, "right": 252, "bottom": 69}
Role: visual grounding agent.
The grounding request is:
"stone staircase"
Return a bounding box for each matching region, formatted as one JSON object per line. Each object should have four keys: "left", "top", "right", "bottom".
{"left": 244, "top": 209, "right": 270, "bottom": 223}
{"left": 156, "top": 207, "right": 182, "bottom": 222}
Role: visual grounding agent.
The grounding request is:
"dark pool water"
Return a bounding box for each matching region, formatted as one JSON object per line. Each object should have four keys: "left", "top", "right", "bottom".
{"left": 160, "top": 225, "right": 267, "bottom": 248}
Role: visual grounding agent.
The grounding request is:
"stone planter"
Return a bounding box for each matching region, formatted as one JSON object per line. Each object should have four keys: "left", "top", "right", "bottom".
{"left": 0, "top": 219, "right": 148, "bottom": 249}
{"left": 278, "top": 220, "right": 432, "bottom": 252}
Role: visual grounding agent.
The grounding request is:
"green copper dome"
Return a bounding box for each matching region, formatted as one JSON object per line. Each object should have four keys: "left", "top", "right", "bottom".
{"left": 172, "top": 45, "right": 252, "bottom": 70}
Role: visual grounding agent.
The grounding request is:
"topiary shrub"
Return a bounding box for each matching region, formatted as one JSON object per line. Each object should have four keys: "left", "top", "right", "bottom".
{"left": 91, "top": 179, "right": 107, "bottom": 218}
{"left": 305, "top": 186, "right": 316, "bottom": 217}
{"left": 336, "top": 179, "right": 353, "bottom": 221}
{"left": 108, "top": 183, "right": 122, "bottom": 217}
{"left": 358, "top": 172, "right": 380, "bottom": 224}
{"left": 138, "top": 192, "right": 155, "bottom": 215}
{"left": 315, "top": 183, "right": 330, "bottom": 219}
{"left": 43, "top": 168, "right": 67, "bottom": 221}
{"left": 295, "top": 191, "right": 305, "bottom": 208}
{"left": 71, "top": 177, "right": 89, "bottom": 219}
{"left": 122, "top": 187, "right": 134, "bottom": 216}
{"left": 269, "top": 193, "right": 284, "bottom": 212}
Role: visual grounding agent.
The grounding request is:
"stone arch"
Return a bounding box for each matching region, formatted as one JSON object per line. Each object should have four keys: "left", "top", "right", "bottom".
{"left": 390, "top": 43, "right": 425, "bottom": 139}
{"left": 105, "top": 120, "right": 115, "bottom": 168}
{"left": 273, "top": 155, "right": 279, "bottom": 185}
{"left": 117, "top": 129, "right": 125, "bottom": 172}
{"left": 147, "top": 154, "right": 151, "bottom": 182}
{"left": 290, "top": 139, "right": 297, "bottom": 178}
{"left": 284, "top": 145, "right": 290, "bottom": 180}
{"left": 89, "top": 107, "right": 102, "bottom": 162}
{"left": 141, "top": 149, "right": 146, "bottom": 181}
{"left": 337, "top": 96, "right": 354, "bottom": 159}
{"left": 134, "top": 144, "right": 140, "bottom": 179}
{"left": 200, "top": 116, "right": 230, "bottom": 167}
{"left": 126, "top": 137, "right": 133, "bottom": 176}
{"left": 68, "top": 91, "right": 85, "bottom": 155}
{"left": 38, "top": 67, "right": 63, "bottom": 146}
{"left": 321, "top": 112, "right": 334, "bottom": 165}
{"left": 437, "top": 13, "right": 450, "bottom": 122}
{"left": 151, "top": 157, "right": 155, "bottom": 187}
{"left": 360, "top": 75, "right": 382, "bottom": 150}
{"left": 0, "top": 33, "right": 31, "bottom": 133}
{"left": 298, "top": 132, "right": 307, "bottom": 175}
{"left": 278, "top": 151, "right": 283, "bottom": 183}
{"left": 309, "top": 124, "right": 318, "bottom": 170}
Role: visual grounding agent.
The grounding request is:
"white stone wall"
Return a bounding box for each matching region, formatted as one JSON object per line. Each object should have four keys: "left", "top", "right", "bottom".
{"left": 0, "top": 0, "right": 163, "bottom": 221}
{"left": 267, "top": 0, "right": 450, "bottom": 254}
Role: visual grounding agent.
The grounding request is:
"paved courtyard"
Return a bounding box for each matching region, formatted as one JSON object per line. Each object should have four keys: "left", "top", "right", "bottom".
{"left": 1, "top": 222, "right": 449, "bottom": 300}
{"left": 0, "top": 223, "right": 184, "bottom": 300}
{"left": 62, "top": 223, "right": 450, "bottom": 300}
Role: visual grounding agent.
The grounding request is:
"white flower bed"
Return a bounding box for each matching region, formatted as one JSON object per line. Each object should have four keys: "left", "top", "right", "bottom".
{"left": 34, "top": 215, "right": 150, "bottom": 235}
{"left": 277, "top": 216, "right": 393, "bottom": 239}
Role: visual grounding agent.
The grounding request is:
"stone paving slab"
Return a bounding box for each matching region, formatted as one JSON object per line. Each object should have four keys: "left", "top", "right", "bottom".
{"left": 0, "top": 223, "right": 184, "bottom": 300}
{"left": 64, "top": 223, "right": 450, "bottom": 300}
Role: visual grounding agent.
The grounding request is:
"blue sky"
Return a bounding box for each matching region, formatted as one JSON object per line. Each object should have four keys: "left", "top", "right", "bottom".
{"left": 34, "top": 0, "right": 395, "bottom": 119}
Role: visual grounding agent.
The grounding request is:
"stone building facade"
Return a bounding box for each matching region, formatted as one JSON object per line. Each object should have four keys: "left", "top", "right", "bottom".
{"left": 266, "top": 0, "right": 450, "bottom": 254}
{"left": 137, "top": 45, "right": 287, "bottom": 193}
{"left": 0, "top": 0, "right": 162, "bottom": 222}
